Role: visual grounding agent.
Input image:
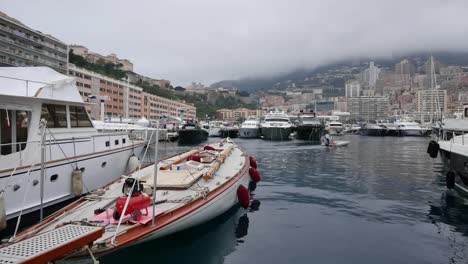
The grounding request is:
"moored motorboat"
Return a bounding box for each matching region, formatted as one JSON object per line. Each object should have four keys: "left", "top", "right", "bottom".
{"left": 395, "top": 121, "right": 431, "bottom": 137}
{"left": 239, "top": 118, "right": 261, "bottom": 138}
{"left": 295, "top": 115, "right": 324, "bottom": 141}
{"left": 325, "top": 121, "right": 344, "bottom": 135}
{"left": 177, "top": 122, "right": 209, "bottom": 144}
{"left": 435, "top": 134, "right": 468, "bottom": 195}
{"left": 219, "top": 122, "right": 239, "bottom": 138}
{"left": 0, "top": 67, "right": 146, "bottom": 222}
{"left": 3, "top": 140, "right": 260, "bottom": 262}
{"left": 361, "top": 123, "right": 387, "bottom": 136}
{"left": 260, "top": 110, "right": 292, "bottom": 140}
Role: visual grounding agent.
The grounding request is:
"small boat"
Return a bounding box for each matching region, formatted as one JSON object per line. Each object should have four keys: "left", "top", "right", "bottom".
{"left": 3, "top": 140, "right": 260, "bottom": 262}
{"left": 321, "top": 140, "right": 350, "bottom": 147}
{"left": 261, "top": 110, "right": 292, "bottom": 140}
{"left": 239, "top": 118, "right": 261, "bottom": 138}
{"left": 177, "top": 121, "right": 209, "bottom": 144}
{"left": 295, "top": 115, "right": 324, "bottom": 141}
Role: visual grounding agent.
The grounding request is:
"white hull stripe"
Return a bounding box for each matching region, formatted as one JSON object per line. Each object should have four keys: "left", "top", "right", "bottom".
{"left": 0, "top": 143, "right": 145, "bottom": 179}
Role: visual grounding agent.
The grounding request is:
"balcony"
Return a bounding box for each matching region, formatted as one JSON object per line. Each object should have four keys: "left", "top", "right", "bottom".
{"left": 0, "top": 25, "right": 67, "bottom": 56}
{"left": 0, "top": 35, "right": 67, "bottom": 63}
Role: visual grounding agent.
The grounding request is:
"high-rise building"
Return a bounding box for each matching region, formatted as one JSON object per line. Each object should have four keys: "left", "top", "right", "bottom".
{"left": 345, "top": 80, "right": 361, "bottom": 97}
{"left": 362, "top": 61, "right": 380, "bottom": 89}
{"left": 0, "top": 11, "right": 68, "bottom": 73}
{"left": 395, "top": 59, "right": 416, "bottom": 76}
{"left": 347, "top": 96, "right": 389, "bottom": 121}
{"left": 416, "top": 89, "right": 447, "bottom": 120}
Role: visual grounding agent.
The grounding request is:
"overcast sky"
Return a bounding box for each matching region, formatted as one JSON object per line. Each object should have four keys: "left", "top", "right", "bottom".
{"left": 2, "top": 0, "right": 468, "bottom": 85}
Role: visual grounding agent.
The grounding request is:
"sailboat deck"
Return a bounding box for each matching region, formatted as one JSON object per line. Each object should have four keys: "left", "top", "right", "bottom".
{"left": 24, "top": 141, "right": 246, "bottom": 245}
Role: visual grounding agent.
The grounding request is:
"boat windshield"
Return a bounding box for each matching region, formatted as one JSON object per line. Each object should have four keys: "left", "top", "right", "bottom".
{"left": 265, "top": 118, "right": 288, "bottom": 122}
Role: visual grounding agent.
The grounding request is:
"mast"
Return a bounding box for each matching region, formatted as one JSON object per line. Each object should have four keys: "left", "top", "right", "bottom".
{"left": 152, "top": 119, "right": 160, "bottom": 226}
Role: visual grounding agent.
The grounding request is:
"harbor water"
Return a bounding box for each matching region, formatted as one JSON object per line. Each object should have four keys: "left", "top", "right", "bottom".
{"left": 102, "top": 135, "right": 467, "bottom": 263}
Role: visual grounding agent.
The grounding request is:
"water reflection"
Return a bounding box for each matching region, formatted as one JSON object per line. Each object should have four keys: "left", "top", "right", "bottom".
{"left": 103, "top": 205, "right": 253, "bottom": 264}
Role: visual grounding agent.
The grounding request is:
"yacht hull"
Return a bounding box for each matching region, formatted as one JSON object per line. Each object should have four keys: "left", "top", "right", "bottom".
{"left": 239, "top": 128, "right": 260, "bottom": 138}
{"left": 261, "top": 127, "right": 291, "bottom": 140}
{"left": 208, "top": 127, "right": 221, "bottom": 137}
{"left": 400, "top": 129, "right": 430, "bottom": 137}
{"left": 2, "top": 143, "right": 145, "bottom": 219}
{"left": 362, "top": 128, "right": 387, "bottom": 136}
{"left": 220, "top": 129, "right": 239, "bottom": 138}
{"left": 295, "top": 125, "right": 324, "bottom": 141}
{"left": 327, "top": 127, "right": 343, "bottom": 135}
{"left": 178, "top": 129, "right": 209, "bottom": 144}
{"left": 439, "top": 148, "right": 468, "bottom": 196}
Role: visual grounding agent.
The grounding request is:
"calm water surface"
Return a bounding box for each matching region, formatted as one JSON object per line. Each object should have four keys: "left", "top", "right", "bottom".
{"left": 104, "top": 136, "right": 468, "bottom": 264}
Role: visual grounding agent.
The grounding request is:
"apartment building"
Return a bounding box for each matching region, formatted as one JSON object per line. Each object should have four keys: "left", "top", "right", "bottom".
{"left": 69, "top": 64, "right": 195, "bottom": 122}
{"left": 141, "top": 92, "right": 196, "bottom": 122}
{"left": 347, "top": 96, "right": 389, "bottom": 121}
{"left": 0, "top": 11, "right": 68, "bottom": 73}
{"left": 216, "top": 108, "right": 265, "bottom": 121}
{"left": 416, "top": 89, "right": 447, "bottom": 121}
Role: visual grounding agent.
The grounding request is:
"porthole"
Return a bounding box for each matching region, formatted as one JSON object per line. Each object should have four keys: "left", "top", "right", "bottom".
{"left": 101, "top": 162, "right": 107, "bottom": 168}
{"left": 32, "top": 180, "right": 39, "bottom": 186}
{"left": 105, "top": 141, "right": 110, "bottom": 147}
{"left": 50, "top": 174, "right": 58, "bottom": 182}
{"left": 13, "top": 184, "right": 20, "bottom": 191}
{"left": 123, "top": 138, "right": 126, "bottom": 144}
{"left": 115, "top": 140, "right": 119, "bottom": 145}
{"left": 80, "top": 167, "right": 85, "bottom": 172}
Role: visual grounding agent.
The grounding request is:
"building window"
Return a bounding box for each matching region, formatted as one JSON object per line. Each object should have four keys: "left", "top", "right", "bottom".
{"left": 41, "top": 104, "right": 67, "bottom": 128}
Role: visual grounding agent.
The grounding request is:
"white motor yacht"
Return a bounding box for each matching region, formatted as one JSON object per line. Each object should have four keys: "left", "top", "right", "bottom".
{"left": 260, "top": 110, "right": 292, "bottom": 140}
{"left": 325, "top": 121, "right": 344, "bottom": 135}
{"left": 0, "top": 67, "right": 146, "bottom": 220}
{"left": 239, "top": 118, "right": 261, "bottom": 138}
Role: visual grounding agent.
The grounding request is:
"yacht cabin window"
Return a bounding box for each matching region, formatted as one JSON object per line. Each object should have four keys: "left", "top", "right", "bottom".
{"left": 1, "top": 109, "right": 29, "bottom": 155}
{"left": 69, "top": 105, "right": 93, "bottom": 127}
{"left": 41, "top": 104, "right": 67, "bottom": 128}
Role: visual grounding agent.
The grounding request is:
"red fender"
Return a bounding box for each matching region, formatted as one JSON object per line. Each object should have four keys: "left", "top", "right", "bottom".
{"left": 249, "top": 167, "right": 261, "bottom": 183}
{"left": 249, "top": 156, "right": 257, "bottom": 169}
{"left": 237, "top": 185, "right": 250, "bottom": 209}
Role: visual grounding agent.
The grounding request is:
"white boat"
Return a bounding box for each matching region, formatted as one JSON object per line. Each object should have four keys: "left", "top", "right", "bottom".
{"left": 203, "top": 121, "right": 223, "bottom": 137}
{"left": 321, "top": 140, "right": 350, "bottom": 147}
{"left": 325, "top": 121, "right": 344, "bottom": 135}
{"left": 260, "top": 110, "right": 292, "bottom": 140}
{"left": 92, "top": 119, "right": 167, "bottom": 144}
{"left": 437, "top": 134, "right": 468, "bottom": 195}
{"left": 7, "top": 139, "right": 259, "bottom": 262}
{"left": 395, "top": 121, "right": 430, "bottom": 136}
{"left": 239, "top": 118, "right": 261, "bottom": 138}
{"left": 0, "top": 67, "right": 146, "bottom": 220}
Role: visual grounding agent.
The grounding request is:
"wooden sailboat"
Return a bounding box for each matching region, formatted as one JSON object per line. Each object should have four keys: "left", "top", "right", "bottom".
{"left": 0, "top": 138, "right": 260, "bottom": 263}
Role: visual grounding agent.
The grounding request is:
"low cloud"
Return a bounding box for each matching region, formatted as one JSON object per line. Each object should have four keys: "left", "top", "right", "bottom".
{"left": 3, "top": 0, "right": 468, "bottom": 85}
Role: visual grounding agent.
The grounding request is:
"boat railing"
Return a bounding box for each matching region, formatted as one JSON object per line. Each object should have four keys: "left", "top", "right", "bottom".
{"left": 0, "top": 130, "right": 146, "bottom": 167}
